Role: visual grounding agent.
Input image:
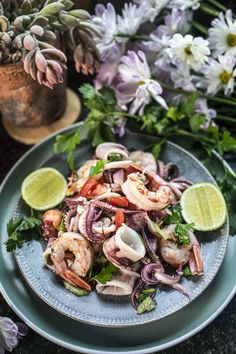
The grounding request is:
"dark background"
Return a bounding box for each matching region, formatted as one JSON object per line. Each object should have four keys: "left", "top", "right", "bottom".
{"left": 0, "top": 1, "right": 236, "bottom": 353}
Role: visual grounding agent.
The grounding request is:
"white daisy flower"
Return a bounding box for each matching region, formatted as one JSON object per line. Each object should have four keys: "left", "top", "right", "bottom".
{"left": 208, "top": 10, "right": 236, "bottom": 57}
{"left": 134, "top": 0, "right": 169, "bottom": 23}
{"left": 200, "top": 55, "right": 236, "bottom": 96}
{"left": 168, "top": 0, "right": 201, "bottom": 11}
{"left": 166, "top": 33, "right": 210, "bottom": 70}
{"left": 117, "top": 3, "right": 145, "bottom": 38}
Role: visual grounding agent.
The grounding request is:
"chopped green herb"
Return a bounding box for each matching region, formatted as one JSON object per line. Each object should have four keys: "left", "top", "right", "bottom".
{"left": 174, "top": 223, "right": 195, "bottom": 245}
{"left": 5, "top": 216, "right": 41, "bottom": 252}
{"left": 164, "top": 204, "right": 183, "bottom": 224}
{"left": 59, "top": 213, "right": 66, "bottom": 232}
{"left": 183, "top": 265, "right": 192, "bottom": 277}
{"left": 89, "top": 159, "right": 107, "bottom": 177}
{"left": 93, "top": 262, "right": 118, "bottom": 284}
{"left": 108, "top": 153, "right": 123, "bottom": 162}
{"left": 137, "top": 296, "right": 157, "bottom": 315}
{"left": 63, "top": 280, "right": 88, "bottom": 296}
{"left": 138, "top": 288, "right": 156, "bottom": 303}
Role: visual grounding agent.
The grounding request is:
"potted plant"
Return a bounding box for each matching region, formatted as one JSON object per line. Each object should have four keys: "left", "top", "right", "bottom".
{"left": 0, "top": 0, "right": 100, "bottom": 127}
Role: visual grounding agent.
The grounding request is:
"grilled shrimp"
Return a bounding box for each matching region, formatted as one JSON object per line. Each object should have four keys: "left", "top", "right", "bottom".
{"left": 122, "top": 173, "right": 174, "bottom": 211}
{"left": 160, "top": 238, "right": 191, "bottom": 268}
{"left": 77, "top": 159, "right": 98, "bottom": 179}
{"left": 42, "top": 209, "right": 62, "bottom": 239}
{"left": 44, "top": 232, "right": 93, "bottom": 290}
{"left": 129, "top": 151, "right": 157, "bottom": 173}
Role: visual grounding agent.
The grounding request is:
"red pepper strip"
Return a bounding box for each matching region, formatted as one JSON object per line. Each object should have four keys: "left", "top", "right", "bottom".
{"left": 79, "top": 177, "right": 98, "bottom": 197}
{"left": 115, "top": 209, "right": 125, "bottom": 230}
{"left": 108, "top": 196, "right": 129, "bottom": 208}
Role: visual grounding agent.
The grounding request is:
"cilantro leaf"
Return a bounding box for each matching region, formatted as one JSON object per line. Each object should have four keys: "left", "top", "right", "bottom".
{"left": 93, "top": 262, "right": 118, "bottom": 284}
{"left": 183, "top": 265, "right": 192, "bottom": 277}
{"left": 79, "top": 84, "right": 97, "bottom": 101}
{"left": 164, "top": 204, "right": 194, "bottom": 245}
{"left": 164, "top": 204, "right": 183, "bottom": 224}
{"left": 108, "top": 153, "right": 123, "bottom": 162}
{"left": 89, "top": 159, "right": 107, "bottom": 177}
{"left": 5, "top": 216, "right": 41, "bottom": 252}
{"left": 54, "top": 128, "right": 80, "bottom": 170}
{"left": 138, "top": 288, "right": 156, "bottom": 303}
{"left": 174, "top": 223, "right": 194, "bottom": 245}
{"left": 136, "top": 296, "right": 157, "bottom": 315}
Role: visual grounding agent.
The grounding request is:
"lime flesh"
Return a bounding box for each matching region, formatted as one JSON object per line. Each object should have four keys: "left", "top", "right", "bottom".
{"left": 180, "top": 182, "right": 227, "bottom": 231}
{"left": 21, "top": 167, "right": 67, "bottom": 211}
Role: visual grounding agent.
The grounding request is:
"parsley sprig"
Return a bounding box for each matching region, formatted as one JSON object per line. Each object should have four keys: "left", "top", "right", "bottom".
{"left": 93, "top": 262, "right": 118, "bottom": 284}
{"left": 164, "top": 205, "right": 194, "bottom": 245}
{"left": 89, "top": 159, "right": 107, "bottom": 177}
{"left": 5, "top": 215, "right": 41, "bottom": 252}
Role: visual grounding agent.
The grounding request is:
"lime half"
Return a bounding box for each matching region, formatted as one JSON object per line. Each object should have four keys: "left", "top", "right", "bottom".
{"left": 21, "top": 167, "right": 67, "bottom": 211}
{"left": 180, "top": 182, "right": 227, "bottom": 231}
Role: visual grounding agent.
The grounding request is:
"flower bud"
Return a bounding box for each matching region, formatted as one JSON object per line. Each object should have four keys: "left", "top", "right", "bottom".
{"left": 69, "top": 9, "right": 91, "bottom": 20}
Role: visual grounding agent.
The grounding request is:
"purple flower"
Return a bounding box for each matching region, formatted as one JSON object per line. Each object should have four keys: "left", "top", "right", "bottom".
{"left": 95, "top": 45, "right": 123, "bottom": 89}
{"left": 104, "top": 116, "right": 127, "bottom": 137}
{"left": 0, "top": 316, "right": 28, "bottom": 352}
{"left": 195, "top": 98, "right": 217, "bottom": 123}
{"left": 158, "top": 9, "right": 191, "bottom": 36}
{"left": 116, "top": 51, "right": 168, "bottom": 115}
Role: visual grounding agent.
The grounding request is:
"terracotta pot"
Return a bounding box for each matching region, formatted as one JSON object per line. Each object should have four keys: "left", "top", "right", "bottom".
{"left": 0, "top": 62, "right": 66, "bottom": 126}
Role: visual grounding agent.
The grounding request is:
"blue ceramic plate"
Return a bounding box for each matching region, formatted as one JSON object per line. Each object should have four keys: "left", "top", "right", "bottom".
{"left": 9, "top": 128, "right": 229, "bottom": 327}
{"left": 0, "top": 124, "right": 235, "bottom": 352}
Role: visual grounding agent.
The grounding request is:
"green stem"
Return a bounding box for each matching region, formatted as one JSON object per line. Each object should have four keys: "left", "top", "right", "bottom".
{"left": 199, "top": 4, "right": 219, "bottom": 17}
{"left": 110, "top": 111, "right": 140, "bottom": 120}
{"left": 215, "top": 115, "right": 236, "bottom": 124}
{"left": 205, "top": 0, "right": 227, "bottom": 12}
{"left": 176, "top": 129, "right": 215, "bottom": 145}
{"left": 115, "top": 33, "right": 150, "bottom": 41}
{"left": 158, "top": 80, "right": 236, "bottom": 107}
{"left": 192, "top": 21, "right": 208, "bottom": 35}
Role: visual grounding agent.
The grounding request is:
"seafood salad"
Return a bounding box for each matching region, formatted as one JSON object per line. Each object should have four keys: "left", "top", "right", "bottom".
{"left": 42, "top": 142, "right": 203, "bottom": 315}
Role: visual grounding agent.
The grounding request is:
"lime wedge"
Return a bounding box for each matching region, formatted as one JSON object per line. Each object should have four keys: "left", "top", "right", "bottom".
{"left": 21, "top": 167, "right": 67, "bottom": 211}
{"left": 180, "top": 182, "right": 227, "bottom": 231}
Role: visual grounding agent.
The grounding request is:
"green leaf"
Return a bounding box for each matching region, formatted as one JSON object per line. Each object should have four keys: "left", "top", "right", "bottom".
{"left": 5, "top": 216, "right": 41, "bottom": 252}
{"left": 108, "top": 153, "right": 123, "bottom": 162}
{"left": 79, "top": 84, "right": 96, "bottom": 101}
{"left": 92, "top": 126, "right": 104, "bottom": 147}
{"left": 164, "top": 204, "right": 183, "bottom": 224}
{"left": 189, "top": 113, "right": 205, "bottom": 133}
{"left": 93, "top": 262, "right": 118, "bottom": 284}
{"left": 152, "top": 139, "right": 166, "bottom": 159}
{"left": 174, "top": 223, "right": 194, "bottom": 245}
{"left": 54, "top": 128, "right": 80, "bottom": 170}
{"left": 183, "top": 265, "right": 192, "bottom": 277}
{"left": 89, "top": 159, "right": 107, "bottom": 177}
{"left": 99, "top": 87, "right": 117, "bottom": 106}
{"left": 136, "top": 296, "right": 157, "bottom": 315}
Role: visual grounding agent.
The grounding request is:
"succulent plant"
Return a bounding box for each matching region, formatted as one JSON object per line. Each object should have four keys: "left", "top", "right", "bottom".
{"left": 0, "top": 0, "right": 101, "bottom": 88}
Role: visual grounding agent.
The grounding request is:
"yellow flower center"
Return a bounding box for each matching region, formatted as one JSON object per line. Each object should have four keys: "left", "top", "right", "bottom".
{"left": 184, "top": 45, "right": 192, "bottom": 56}
{"left": 227, "top": 33, "right": 236, "bottom": 47}
{"left": 219, "top": 70, "right": 232, "bottom": 84}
